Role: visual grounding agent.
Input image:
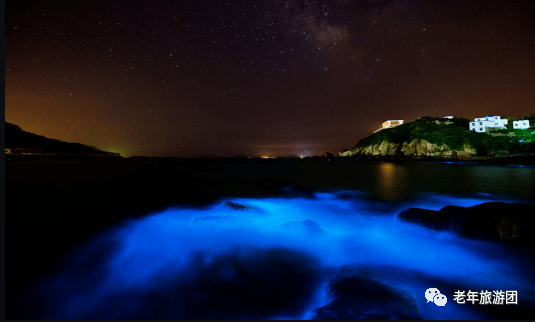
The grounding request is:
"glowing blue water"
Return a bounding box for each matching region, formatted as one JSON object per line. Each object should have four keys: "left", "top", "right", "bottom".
{"left": 38, "top": 190, "right": 534, "bottom": 319}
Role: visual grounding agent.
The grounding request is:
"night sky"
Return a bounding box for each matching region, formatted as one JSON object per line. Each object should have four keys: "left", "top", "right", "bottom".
{"left": 5, "top": 0, "right": 535, "bottom": 157}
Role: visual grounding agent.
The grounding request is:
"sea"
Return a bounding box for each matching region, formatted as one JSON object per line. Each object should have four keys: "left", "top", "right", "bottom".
{"left": 7, "top": 160, "right": 535, "bottom": 319}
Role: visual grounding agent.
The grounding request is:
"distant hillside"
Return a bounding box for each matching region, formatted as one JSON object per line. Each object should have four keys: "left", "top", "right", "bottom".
{"left": 194, "top": 154, "right": 223, "bottom": 158}
{"left": 5, "top": 122, "right": 121, "bottom": 157}
{"left": 340, "top": 116, "right": 535, "bottom": 159}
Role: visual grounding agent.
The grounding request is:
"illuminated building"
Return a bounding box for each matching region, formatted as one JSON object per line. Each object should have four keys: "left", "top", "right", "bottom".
{"left": 373, "top": 120, "right": 404, "bottom": 133}
{"left": 513, "top": 120, "right": 530, "bottom": 130}
{"left": 469, "top": 116, "right": 508, "bottom": 133}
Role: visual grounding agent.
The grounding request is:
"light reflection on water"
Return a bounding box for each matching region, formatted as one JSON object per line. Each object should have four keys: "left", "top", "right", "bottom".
{"left": 377, "top": 162, "right": 408, "bottom": 199}
{"left": 337, "top": 161, "right": 535, "bottom": 201}
{"left": 34, "top": 189, "right": 535, "bottom": 320}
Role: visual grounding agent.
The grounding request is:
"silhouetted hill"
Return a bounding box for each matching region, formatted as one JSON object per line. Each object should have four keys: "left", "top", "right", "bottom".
{"left": 5, "top": 122, "right": 121, "bottom": 157}
{"left": 275, "top": 155, "right": 299, "bottom": 159}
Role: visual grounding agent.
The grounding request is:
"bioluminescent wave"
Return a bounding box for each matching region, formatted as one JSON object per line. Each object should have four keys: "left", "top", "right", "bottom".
{"left": 30, "top": 190, "right": 535, "bottom": 319}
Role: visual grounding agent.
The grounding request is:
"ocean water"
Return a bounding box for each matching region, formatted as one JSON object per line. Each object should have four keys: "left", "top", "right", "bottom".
{"left": 12, "top": 161, "right": 535, "bottom": 319}
{"left": 28, "top": 191, "right": 534, "bottom": 319}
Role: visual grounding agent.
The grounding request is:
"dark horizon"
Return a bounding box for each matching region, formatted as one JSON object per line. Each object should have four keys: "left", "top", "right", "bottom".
{"left": 6, "top": 0, "right": 535, "bottom": 158}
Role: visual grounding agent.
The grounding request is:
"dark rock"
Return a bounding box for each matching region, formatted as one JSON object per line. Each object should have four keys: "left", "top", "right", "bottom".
{"left": 100, "top": 248, "right": 322, "bottom": 320}
{"left": 224, "top": 201, "right": 255, "bottom": 210}
{"left": 398, "top": 202, "right": 535, "bottom": 246}
{"left": 313, "top": 275, "right": 422, "bottom": 320}
{"left": 397, "top": 207, "right": 455, "bottom": 231}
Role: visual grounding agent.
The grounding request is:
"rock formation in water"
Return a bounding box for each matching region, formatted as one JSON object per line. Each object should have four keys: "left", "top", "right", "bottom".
{"left": 398, "top": 202, "right": 535, "bottom": 246}
{"left": 224, "top": 201, "right": 256, "bottom": 210}
{"left": 313, "top": 274, "right": 423, "bottom": 320}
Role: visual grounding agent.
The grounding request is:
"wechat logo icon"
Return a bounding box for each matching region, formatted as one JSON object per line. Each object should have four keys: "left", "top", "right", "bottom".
{"left": 425, "top": 288, "right": 447, "bottom": 307}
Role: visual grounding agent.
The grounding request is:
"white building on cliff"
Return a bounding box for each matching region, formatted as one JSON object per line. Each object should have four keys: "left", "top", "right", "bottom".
{"left": 513, "top": 120, "right": 530, "bottom": 129}
{"left": 469, "top": 116, "right": 508, "bottom": 133}
{"left": 373, "top": 120, "right": 404, "bottom": 133}
{"left": 382, "top": 120, "right": 404, "bottom": 129}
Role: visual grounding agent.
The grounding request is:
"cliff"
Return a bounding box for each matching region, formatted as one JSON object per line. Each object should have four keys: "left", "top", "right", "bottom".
{"left": 340, "top": 139, "right": 476, "bottom": 158}
{"left": 340, "top": 116, "right": 535, "bottom": 161}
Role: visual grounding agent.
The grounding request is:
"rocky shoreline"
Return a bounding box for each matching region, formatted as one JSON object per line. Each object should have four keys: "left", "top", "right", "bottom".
{"left": 398, "top": 202, "right": 535, "bottom": 247}
{"left": 338, "top": 116, "right": 535, "bottom": 166}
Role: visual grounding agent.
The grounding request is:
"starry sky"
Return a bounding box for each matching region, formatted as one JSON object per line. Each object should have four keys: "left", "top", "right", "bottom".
{"left": 5, "top": 0, "right": 535, "bottom": 157}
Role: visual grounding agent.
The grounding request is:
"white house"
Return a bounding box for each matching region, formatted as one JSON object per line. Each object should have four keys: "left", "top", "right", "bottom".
{"left": 373, "top": 120, "right": 404, "bottom": 133}
{"left": 513, "top": 120, "right": 530, "bottom": 130}
{"left": 382, "top": 120, "right": 404, "bottom": 129}
{"left": 469, "top": 115, "right": 508, "bottom": 133}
